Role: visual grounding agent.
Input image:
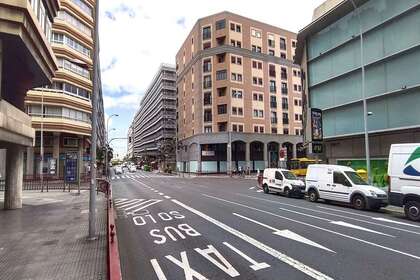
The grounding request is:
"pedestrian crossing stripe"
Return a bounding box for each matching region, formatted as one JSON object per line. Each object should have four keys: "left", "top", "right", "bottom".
{"left": 114, "top": 198, "right": 162, "bottom": 214}
{"left": 110, "top": 173, "right": 178, "bottom": 180}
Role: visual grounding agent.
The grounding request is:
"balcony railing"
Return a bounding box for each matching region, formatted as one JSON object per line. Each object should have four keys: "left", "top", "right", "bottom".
{"left": 283, "top": 118, "right": 289, "bottom": 125}
{"left": 28, "top": 113, "right": 91, "bottom": 124}
{"left": 203, "top": 98, "right": 212, "bottom": 106}
{"left": 270, "top": 102, "right": 277, "bottom": 108}
{"left": 271, "top": 117, "right": 278, "bottom": 124}
{"left": 203, "top": 81, "right": 212, "bottom": 89}
{"left": 281, "top": 88, "right": 288, "bottom": 95}
{"left": 282, "top": 104, "right": 289, "bottom": 110}
{"left": 203, "top": 64, "right": 212, "bottom": 73}
{"left": 270, "top": 86, "right": 276, "bottom": 93}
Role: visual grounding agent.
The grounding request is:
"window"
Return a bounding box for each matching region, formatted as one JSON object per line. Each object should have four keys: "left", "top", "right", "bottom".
{"left": 268, "top": 50, "right": 275, "bottom": 56}
{"left": 218, "top": 122, "right": 227, "bottom": 132}
{"left": 282, "top": 113, "right": 289, "bottom": 124}
{"left": 252, "top": 60, "right": 262, "bottom": 69}
{"left": 270, "top": 80, "right": 276, "bottom": 93}
{"left": 230, "top": 40, "right": 241, "bottom": 48}
{"left": 334, "top": 172, "right": 351, "bottom": 186}
{"left": 271, "top": 127, "right": 278, "bottom": 134}
{"left": 298, "top": 85, "right": 302, "bottom": 92}
{"left": 253, "top": 109, "right": 263, "bottom": 118}
{"left": 254, "top": 126, "right": 258, "bottom": 133}
{"left": 252, "top": 77, "right": 263, "bottom": 86}
{"left": 70, "top": 0, "right": 92, "bottom": 16}
{"left": 295, "top": 114, "right": 299, "bottom": 121}
{"left": 238, "top": 107, "right": 243, "bottom": 116}
{"left": 232, "top": 107, "right": 243, "bottom": 116}
{"left": 52, "top": 33, "right": 90, "bottom": 57}
{"left": 203, "top": 59, "right": 211, "bottom": 73}
{"left": 252, "top": 45, "right": 262, "bottom": 53}
{"left": 203, "top": 26, "right": 211, "bottom": 40}
{"left": 232, "top": 107, "right": 237, "bottom": 115}
{"left": 292, "top": 41, "right": 296, "bottom": 48}
{"left": 281, "top": 82, "right": 288, "bottom": 94}
{"left": 217, "top": 87, "right": 226, "bottom": 97}
{"left": 217, "top": 53, "right": 225, "bottom": 63}
{"left": 216, "top": 70, "right": 227, "bottom": 80}
{"left": 204, "top": 126, "right": 212, "bottom": 133}
{"left": 232, "top": 124, "right": 238, "bottom": 132}
{"left": 218, "top": 104, "right": 227, "bottom": 114}
{"left": 269, "top": 64, "right": 276, "bottom": 77}
{"left": 204, "top": 109, "right": 212, "bottom": 122}
{"left": 57, "top": 58, "right": 90, "bottom": 79}
{"left": 203, "top": 92, "right": 212, "bottom": 105}
{"left": 295, "top": 129, "right": 300, "bottom": 135}
{"left": 231, "top": 89, "right": 243, "bottom": 99}
{"left": 283, "top": 128, "right": 289, "bottom": 134}
{"left": 231, "top": 55, "right": 242, "bottom": 65}
{"left": 203, "top": 75, "right": 212, "bottom": 89}
{"left": 271, "top": 111, "right": 277, "bottom": 124}
{"left": 280, "top": 52, "right": 286, "bottom": 59}
{"left": 294, "top": 99, "right": 298, "bottom": 106}
{"left": 270, "top": 95, "right": 277, "bottom": 108}
{"left": 203, "top": 42, "right": 211, "bottom": 49}
{"left": 216, "top": 19, "right": 226, "bottom": 30}
{"left": 63, "top": 137, "right": 79, "bottom": 147}
{"left": 58, "top": 11, "right": 91, "bottom": 36}
{"left": 293, "top": 70, "right": 297, "bottom": 77}
{"left": 294, "top": 84, "right": 298, "bottom": 91}
{"left": 231, "top": 73, "right": 243, "bottom": 82}
{"left": 268, "top": 34, "right": 275, "bottom": 48}
{"left": 280, "top": 38, "right": 286, "bottom": 50}
{"left": 282, "top": 97, "right": 288, "bottom": 110}
{"left": 251, "top": 29, "right": 261, "bottom": 38}
{"left": 281, "top": 67, "right": 287, "bottom": 79}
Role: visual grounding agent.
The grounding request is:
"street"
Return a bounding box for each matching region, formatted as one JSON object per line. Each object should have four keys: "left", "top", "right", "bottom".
{"left": 111, "top": 171, "right": 420, "bottom": 280}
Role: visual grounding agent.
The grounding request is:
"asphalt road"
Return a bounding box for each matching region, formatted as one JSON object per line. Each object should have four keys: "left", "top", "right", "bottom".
{"left": 111, "top": 171, "right": 420, "bottom": 280}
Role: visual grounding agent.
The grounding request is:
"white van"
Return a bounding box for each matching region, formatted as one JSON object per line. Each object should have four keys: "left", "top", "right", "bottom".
{"left": 305, "top": 164, "right": 388, "bottom": 210}
{"left": 388, "top": 144, "right": 420, "bottom": 221}
{"left": 262, "top": 168, "right": 306, "bottom": 198}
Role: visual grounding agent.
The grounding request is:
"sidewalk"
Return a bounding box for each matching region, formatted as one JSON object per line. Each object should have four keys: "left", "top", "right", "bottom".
{"left": 0, "top": 190, "right": 107, "bottom": 280}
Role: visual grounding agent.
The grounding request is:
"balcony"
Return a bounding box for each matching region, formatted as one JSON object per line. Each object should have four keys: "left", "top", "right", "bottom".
{"left": 283, "top": 118, "right": 289, "bottom": 125}
{"left": 271, "top": 117, "right": 278, "bottom": 124}
{"left": 203, "top": 64, "right": 212, "bottom": 73}
{"left": 203, "top": 97, "right": 212, "bottom": 106}
{"left": 270, "top": 102, "right": 277, "bottom": 108}
{"left": 281, "top": 88, "right": 288, "bottom": 95}
{"left": 270, "top": 86, "right": 277, "bottom": 93}
{"left": 282, "top": 104, "right": 289, "bottom": 110}
{"left": 203, "top": 81, "right": 212, "bottom": 89}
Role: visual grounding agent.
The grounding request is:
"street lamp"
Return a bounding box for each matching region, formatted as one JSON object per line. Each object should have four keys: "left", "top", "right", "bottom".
{"left": 105, "top": 114, "right": 118, "bottom": 177}
{"left": 350, "top": 0, "right": 371, "bottom": 183}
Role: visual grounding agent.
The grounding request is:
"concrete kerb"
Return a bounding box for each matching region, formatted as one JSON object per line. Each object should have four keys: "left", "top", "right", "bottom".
{"left": 107, "top": 183, "right": 122, "bottom": 280}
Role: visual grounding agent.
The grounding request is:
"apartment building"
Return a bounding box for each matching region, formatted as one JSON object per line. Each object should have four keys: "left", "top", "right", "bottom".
{"left": 132, "top": 64, "right": 176, "bottom": 168}
{"left": 24, "top": 0, "right": 105, "bottom": 178}
{"left": 296, "top": 0, "right": 420, "bottom": 181}
{"left": 0, "top": 0, "right": 59, "bottom": 208}
{"left": 176, "top": 11, "right": 303, "bottom": 174}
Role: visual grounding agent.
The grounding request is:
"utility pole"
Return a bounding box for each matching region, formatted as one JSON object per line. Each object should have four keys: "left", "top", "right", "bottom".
{"left": 40, "top": 91, "right": 44, "bottom": 191}
{"left": 88, "top": 0, "right": 100, "bottom": 240}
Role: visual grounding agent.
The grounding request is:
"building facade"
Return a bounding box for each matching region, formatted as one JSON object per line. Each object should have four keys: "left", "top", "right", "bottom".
{"left": 132, "top": 64, "right": 177, "bottom": 168}
{"left": 296, "top": 0, "right": 420, "bottom": 182}
{"left": 176, "top": 11, "right": 304, "bottom": 174}
{"left": 24, "top": 0, "right": 105, "bottom": 178}
{"left": 0, "top": 0, "right": 59, "bottom": 208}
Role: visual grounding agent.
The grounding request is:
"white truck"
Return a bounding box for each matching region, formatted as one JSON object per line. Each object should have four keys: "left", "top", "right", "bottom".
{"left": 262, "top": 168, "right": 306, "bottom": 198}
{"left": 305, "top": 164, "right": 388, "bottom": 210}
{"left": 388, "top": 144, "right": 420, "bottom": 221}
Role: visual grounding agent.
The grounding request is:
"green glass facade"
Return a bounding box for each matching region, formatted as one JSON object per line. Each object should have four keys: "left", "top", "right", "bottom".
{"left": 306, "top": 0, "right": 420, "bottom": 138}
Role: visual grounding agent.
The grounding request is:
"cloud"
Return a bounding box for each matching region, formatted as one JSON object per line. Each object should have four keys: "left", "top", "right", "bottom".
{"left": 102, "top": 57, "right": 118, "bottom": 72}
{"left": 104, "top": 11, "right": 116, "bottom": 21}
{"left": 176, "top": 17, "right": 186, "bottom": 28}
{"left": 103, "top": 92, "right": 142, "bottom": 110}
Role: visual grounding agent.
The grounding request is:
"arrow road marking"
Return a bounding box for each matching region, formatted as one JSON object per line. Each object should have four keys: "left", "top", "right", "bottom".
{"left": 172, "top": 199, "right": 333, "bottom": 280}
{"left": 203, "top": 194, "right": 420, "bottom": 260}
{"left": 279, "top": 208, "right": 394, "bottom": 237}
{"left": 371, "top": 217, "right": 420, "bottom": 228}
{"left": 233, "top": 213, "right": 334, "bottom": 253}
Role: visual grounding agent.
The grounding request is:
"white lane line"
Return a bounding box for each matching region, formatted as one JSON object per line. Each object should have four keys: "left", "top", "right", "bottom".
{"left": 249, "top": 187, "right": 255, "bottom": 190}
{"left": 154, "top": 190, "right": 159, "bottom": 193}
{"left": 203, "top": 194, "right": 420, "bottom": 260}
{"left": 371, "top": 217, "right": 420, "bottom": 228}
{"left": 256, "top": 190, "right": 263, "bottom": 193}
{"left": 121, "top": 176, "right": 126, "bottom": 179}
{"left": 255, "top": 199, "right": 420, "bottom": 236}
{"left": 159, "top": 193, "right": 164, "bottom": 196}
{"left": 233, "top": 213, "right": 334, "bottom": 253}
{"left": 278, "top": 207, "right": 394, "bottom": 237}
{"left": 111, "top": 176, "right": 115, "bottom": 180}
{"left": 171, "top": 199, "right": 333, "bottom": 280}
{"left": 164, "top": 196, "right": 171, "bottom": 199}
{"left": 317, "top": 206, "right": 376, "bottom": 218}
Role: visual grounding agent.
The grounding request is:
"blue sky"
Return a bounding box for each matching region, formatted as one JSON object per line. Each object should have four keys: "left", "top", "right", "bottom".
{"left": 99, "top": 0, "right": 325, "bottom": 157}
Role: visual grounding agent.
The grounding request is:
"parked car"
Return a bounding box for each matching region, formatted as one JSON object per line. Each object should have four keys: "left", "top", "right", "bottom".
{"left": 305, "top": 164, "right": 388, "bottom": 210}
{"left": 262, "top": 168, "right": 306, "bottom": 198}
{"left": 388, "top": 143, "right": 420, "bottom": 221}
{"left": 129, "top": 165, "right": 136, "bottom": 173}
{"left": 114, "top": 165, "right": 123, "bottom": 175}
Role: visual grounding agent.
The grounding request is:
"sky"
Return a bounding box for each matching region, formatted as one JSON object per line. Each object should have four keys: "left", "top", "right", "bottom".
{"left": 99, "top": 0, "right": 326, "bottom": 158}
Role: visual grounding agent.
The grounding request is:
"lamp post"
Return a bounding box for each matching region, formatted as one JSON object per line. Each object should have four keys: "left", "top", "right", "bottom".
{"left": 105, "top": 114, "right": 118, "bottom": 177}
{"left": 350, "top": 0, "right": 371, "bottom": 183}
{"left": 105, "top": 127, "right": 116, "bottom": 177}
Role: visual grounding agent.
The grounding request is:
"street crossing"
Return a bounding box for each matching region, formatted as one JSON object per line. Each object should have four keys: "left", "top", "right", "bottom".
{"left": 111, "top": 173, "right": 177, "bottom": 181}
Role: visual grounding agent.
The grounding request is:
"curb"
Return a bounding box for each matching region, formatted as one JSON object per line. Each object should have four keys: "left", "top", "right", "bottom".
{"left": 107, "top": 185, "right": 122, "bottom": 280}
{"left": 382, "top": 206, "right": 405, "bottom": 215}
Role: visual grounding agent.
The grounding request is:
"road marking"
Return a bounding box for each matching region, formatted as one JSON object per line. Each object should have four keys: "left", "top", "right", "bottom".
{"left": 164, "top": 196, "right": 171, "bottom": 199}
{"left": 279, "top": 207, "right": 394, "bottom": 237}
{"left": 203, "top": 194, "right": 420, "bottom": 260}
{"left": 154, "top": 190, "right": 159, "bottom": 193}
{"left": 166, "top": 251, "right": 208, "bottom": 280}
{"left": 194, "top": 245, "right": 240, "bottom": 277}
{"left": 151, "top": 259, "right": 168, "bottom": 280}
{"left": 127, "top": 200, "right": 162, "bottom": 214}
{"left": 116, "top": 176, "right": 120, "bottom": 179}
{"left": 249, "top": 187, "right": 255, "bottom": 190}
{"left": 233, "top": 213, "right": 334, "bottom": 253}
{"left": 114, "top": 198, "right": 127, "bottom": 204}
{"left": 115, "top": 199, "right": 144, "bottom": 207}
{"left": 171, "top": 199, "right": 333, "bottom": 280}
{"left": 256, "top": 190, "right": 263, "bottom": 193}
{"left": 223, "top": 242, "right": 270, "bottom": 271}
{"left": 111, "top": 176, "right": 115, "bottom": 180}
{"left": 241, "top": 197, "right": 420, "bottom": 236}
{"left": 159, "top": 192, "right": 164, "bottom": 196}
{"left": 371, "top": 217, "right": 420, "bottom": 228}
